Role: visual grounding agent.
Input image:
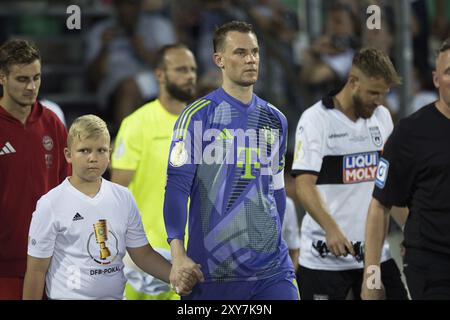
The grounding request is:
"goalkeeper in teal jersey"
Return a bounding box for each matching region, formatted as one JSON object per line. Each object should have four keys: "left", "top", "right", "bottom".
{"left": 163, "top": 21, "right": 299, "bottom": 300}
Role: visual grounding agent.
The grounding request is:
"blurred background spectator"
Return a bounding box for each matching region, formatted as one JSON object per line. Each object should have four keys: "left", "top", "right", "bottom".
{"left": 2, "top": 0, "right": 443, "bottom": 132}
{"left": 85, "top": 0, "right": 175, "bottom": 131}
{"left": 299, "top": 2, "right": 360, "bottom": 103}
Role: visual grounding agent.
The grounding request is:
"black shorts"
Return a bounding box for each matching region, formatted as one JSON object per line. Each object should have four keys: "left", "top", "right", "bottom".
{"left": 296, "top": 259, "right": 408, "bottom": 300}
{"left": 404, "top": 248, "right": 450, "bottom": 300}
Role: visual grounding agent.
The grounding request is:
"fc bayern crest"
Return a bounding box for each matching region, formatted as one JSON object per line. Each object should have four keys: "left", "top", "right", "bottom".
{"left": 42, "top": 135, "right": 54, "bottom": 151}
{"left": 369, "top": 126, "right": 382, "bottom": 147}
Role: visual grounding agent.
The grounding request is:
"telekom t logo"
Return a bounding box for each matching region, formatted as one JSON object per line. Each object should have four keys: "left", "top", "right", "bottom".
{"left": 237, "top": 147, "right": 260, "bottom": 179}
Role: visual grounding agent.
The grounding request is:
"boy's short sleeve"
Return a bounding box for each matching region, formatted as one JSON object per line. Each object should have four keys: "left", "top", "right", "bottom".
{"left": 126, "top": 192, "right": 150, "bottom": 248}
{"left": 28, "top": 198, "right": 57, "bottom": 258}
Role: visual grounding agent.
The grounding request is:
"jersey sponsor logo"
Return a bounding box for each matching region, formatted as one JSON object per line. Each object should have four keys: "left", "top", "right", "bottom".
{"left": 237, "top": 147, "right": 261, "bottom": 179}
{"left": 42, "top": 135, "right": 54, "bottom": 151}
{"left": 375, "top": 157, "right": 389, "bottom": 189}
{"left": 328, "top": 132, "right": 348, "bottom": 139}
{"left": 0, "top": 141, "right": 16, "bottom": 155}
{"left": 369, "top": 126, "right": 383, "bottom": 147}
{"left": 169, "top": 141, "right": 188, "bottom": 167}
{"left": 349, "top": 135, "right": 369, "bottom": 142}
{"left": 343, "top": 152, "right": 378, "bottom": 183}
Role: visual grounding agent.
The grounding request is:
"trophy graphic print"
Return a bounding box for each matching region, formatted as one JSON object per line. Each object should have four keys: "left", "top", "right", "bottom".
{"left": 93, "top": 219, "right": 111, "bottom": 259}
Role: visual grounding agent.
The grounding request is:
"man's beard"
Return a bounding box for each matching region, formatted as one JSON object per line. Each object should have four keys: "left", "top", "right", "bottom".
{"left": 353, "top": 94, "right": 376, "bottom": 119}
{"left": 166, "top": 81, "right": 195, "bottom": 102}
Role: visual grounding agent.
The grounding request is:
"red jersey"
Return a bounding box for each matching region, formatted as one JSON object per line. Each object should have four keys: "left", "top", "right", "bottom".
{"left": 0, "top": 101, "right": 70, "bottom": 277}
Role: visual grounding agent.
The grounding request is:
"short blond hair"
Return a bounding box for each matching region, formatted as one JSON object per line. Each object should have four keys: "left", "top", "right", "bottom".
{"left": 352, "top": 48, "right": 401, "bottom": 86}
{"left": 67, "top": 114, "right": 110, "bottom": 148}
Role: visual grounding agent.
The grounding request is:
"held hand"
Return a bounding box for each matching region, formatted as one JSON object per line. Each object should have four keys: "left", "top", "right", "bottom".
{"left": 325, "top": 225, "right": 355, "bottom": 257}
{"left": 170, "top": 256, "right": 204, "bottom": 296}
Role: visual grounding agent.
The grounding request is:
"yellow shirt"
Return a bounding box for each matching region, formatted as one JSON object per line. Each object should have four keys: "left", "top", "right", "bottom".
{"left": 112, "top": 99, "right": 178, "bottom": 250}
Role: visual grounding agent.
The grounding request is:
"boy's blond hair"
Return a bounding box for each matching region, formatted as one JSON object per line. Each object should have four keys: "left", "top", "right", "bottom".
{"left": 67, "top": 114, "right": 110, "bottom": 148}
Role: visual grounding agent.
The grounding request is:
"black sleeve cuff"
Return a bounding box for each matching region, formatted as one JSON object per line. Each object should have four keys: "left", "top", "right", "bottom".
{"left": 291, "top": 169, "right": 320, "bottom": 178}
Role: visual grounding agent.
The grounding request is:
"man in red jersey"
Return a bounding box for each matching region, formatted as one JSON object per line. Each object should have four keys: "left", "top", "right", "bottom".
{"left": 0, "top": 39, "right": 70, "bottom": 299}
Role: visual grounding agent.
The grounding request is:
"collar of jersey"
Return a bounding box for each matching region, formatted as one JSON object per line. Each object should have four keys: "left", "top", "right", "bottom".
{"left": 0, "top": 100, "right": 42, "bottom": 125}
{"left": 321, "top": 88, "right": 342, "bottom": 109}
{"left": 64, "top": 177, "right": 105, "bottom": 203}
{"left": 218, "top": 87, "right": 257, "bottom": 114}
{"left": 321, "top": 88, "right": 367, "bottom": 128}
{"left": 154, "top": 99, "right": 179, "bottom": 120}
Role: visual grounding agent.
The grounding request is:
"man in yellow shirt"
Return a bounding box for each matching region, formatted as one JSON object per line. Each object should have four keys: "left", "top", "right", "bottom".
{"left": 111, "top": 44, "right": 197, "bottom": 299}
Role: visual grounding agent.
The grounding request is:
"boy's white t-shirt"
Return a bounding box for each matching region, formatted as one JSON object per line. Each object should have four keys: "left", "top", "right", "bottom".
{"left": 28, "top": 178, "right": 149, "bottom": 300}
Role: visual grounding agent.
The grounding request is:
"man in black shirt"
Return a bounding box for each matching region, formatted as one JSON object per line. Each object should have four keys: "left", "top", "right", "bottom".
{"left": 362, "top": 38, "right": 450, "bottom": 300}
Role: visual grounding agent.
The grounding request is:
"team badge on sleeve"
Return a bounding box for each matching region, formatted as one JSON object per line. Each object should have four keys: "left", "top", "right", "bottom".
{"left": 169, "top": 141, "right": 188, "bottom": 167}
{"left": 375, "top": 158, "right": 389, "bottom": 188}
{"left": 294, "top": 140, "right": 303, "bottom": 161}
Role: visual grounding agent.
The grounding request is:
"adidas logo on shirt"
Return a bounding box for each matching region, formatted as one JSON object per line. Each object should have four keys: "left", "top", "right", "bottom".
{"left": 217, "top": 128, "right": 234, "bottom": 141}
{"left": 73, "top": 212, "right": 84, "bottom": 221}
{"left": 0, "top": 142, "right": 16, "bottom": 156}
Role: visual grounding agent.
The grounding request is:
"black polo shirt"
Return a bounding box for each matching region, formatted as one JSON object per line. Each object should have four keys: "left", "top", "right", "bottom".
{"left": 373, "top": 102, "right": 450, "bottom": 255}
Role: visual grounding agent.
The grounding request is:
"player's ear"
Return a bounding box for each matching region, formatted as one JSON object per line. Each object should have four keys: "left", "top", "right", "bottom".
{"left": 348, "top": 74, "right": 359, "bottom": 89}
{"left": 155, "top": 65, "right": 165, "bottom": 83}
{"left": 0, "top": 70, "right": 5, "bottom": 85}
{"left": 213, "top": 53, "right": 224, "bottom": 69}
{"left": 432, "top": 70, "right": 440, "bottom": 89}
{"left": 64, "top": 147, "right": 72, "bottom": 164}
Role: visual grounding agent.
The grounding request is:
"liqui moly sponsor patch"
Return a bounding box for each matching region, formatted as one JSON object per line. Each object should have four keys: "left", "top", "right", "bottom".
{"left": 343, "top": 152, "right": 378, "bottom": 183}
